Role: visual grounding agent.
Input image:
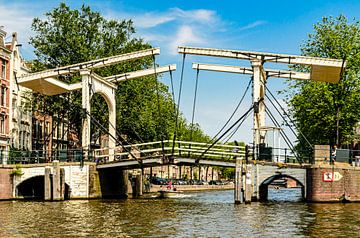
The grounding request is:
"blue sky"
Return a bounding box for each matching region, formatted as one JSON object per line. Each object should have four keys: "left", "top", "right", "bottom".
{"left": 1, "top": 0, "right": 359, "bottom": 145}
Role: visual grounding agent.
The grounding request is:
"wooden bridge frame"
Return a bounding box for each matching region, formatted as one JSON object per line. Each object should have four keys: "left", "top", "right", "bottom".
{"left": 17, "top": 48, "right": 176, "bottom": 162}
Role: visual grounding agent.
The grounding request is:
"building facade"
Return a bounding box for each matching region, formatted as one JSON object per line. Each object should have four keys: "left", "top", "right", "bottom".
{"left": 7, "top": 32, "right": 32, "bottom": 157}
{"left": 0, "top": 28, "right": 11, "bottom": 163}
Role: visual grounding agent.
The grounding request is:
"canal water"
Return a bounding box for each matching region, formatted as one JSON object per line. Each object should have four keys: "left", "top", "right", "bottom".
{"left": 1, "top": 189, "right": 359, "bottom": 237}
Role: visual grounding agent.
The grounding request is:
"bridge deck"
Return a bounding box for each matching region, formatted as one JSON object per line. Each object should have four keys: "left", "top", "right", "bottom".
{"left": 95, "top": 140, "right": 308, "bottom": 170}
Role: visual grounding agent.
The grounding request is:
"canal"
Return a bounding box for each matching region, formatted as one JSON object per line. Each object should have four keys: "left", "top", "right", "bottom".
{"left": 0, "top": 189, "right": 359, "bottom": 237}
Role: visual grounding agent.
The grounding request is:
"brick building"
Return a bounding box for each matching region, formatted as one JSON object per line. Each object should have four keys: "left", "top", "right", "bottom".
{"left": 0, "top": 28, "right": 11, "bottom": 162}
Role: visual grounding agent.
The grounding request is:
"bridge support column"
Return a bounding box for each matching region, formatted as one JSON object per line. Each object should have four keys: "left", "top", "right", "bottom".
{"left": 234, "top": 157, "right": 243, "bottom": 204}
{"left": 44, "top": 167, "right": 52, "bottom": 201}
{"left": 44, "top": 161, "right": 65, "bottom": 201}
{"left": 108, "top": 92, "right": 116, "bottom": 162}
{"left": 244, "top": 164, "right": 253, "bottom": 204}
{"left": 52, "top": 161, "right": 65, "bottom": 201}
{"left": 253, "top": 163, "right": 260, "bottom": 201}
{"left": 251, "top": 60, "right": 266, "bottom": 150}
{"left": 132, "top": 174, "right": 143, "bottom": 198}
{"left": 81, "top": 70, "right": 91, "bottom": 161}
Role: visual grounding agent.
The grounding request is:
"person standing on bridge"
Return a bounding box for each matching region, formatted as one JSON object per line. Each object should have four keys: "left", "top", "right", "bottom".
{"left": 331, "top": 145, "right": 337, "bottom": 163}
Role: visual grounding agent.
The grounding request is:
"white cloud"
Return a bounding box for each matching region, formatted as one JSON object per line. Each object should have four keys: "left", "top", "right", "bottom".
{"left": 134, "top": 13, "right": 175, "bottom": 28}
{"left": 239, "top": 20, "right": 266, "bottom": 31}
{"left": 170, "top": 8, "right": 216, "bottom": 25}
{"left": 0, "top": 5, "right": 33, "bottom": 41}
{"left": 168, "top": 25, "right": 205, "bottom": 55}
{"left": 113, "top": 7, "right": 218, "bottom": 29}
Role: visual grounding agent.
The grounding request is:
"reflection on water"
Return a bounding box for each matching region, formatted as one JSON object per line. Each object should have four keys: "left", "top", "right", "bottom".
{"left": 0, "top": 189, "right": 359, "bottom": 237}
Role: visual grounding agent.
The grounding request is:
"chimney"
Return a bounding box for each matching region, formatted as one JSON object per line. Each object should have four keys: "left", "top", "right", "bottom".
{"left": 0, "top": 26, "right": 6, "bottom": 47}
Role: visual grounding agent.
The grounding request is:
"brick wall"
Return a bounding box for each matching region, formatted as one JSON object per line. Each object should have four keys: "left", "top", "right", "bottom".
{"left": 0, "top": 168, "right": 12, "bottom": 199}
{"left": 306, "top": 167, "right": 360, "bottom": 202}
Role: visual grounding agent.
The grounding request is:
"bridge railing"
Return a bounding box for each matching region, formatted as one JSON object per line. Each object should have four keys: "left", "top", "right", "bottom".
{"left": 92, "top": 140, "right": 246, "bottom": 163}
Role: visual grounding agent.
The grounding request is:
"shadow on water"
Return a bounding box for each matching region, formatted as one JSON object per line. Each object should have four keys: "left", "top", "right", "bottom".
{"left": 266, "top": 188, "right": 304, "bottom": 203}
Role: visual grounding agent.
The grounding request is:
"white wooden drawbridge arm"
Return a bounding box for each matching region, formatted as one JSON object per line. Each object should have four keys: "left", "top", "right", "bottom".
{"left": 192, "top": 63, "right": 311, "bottom": 80}
{"left": 105, "top": 64, "right": 176, "bottom": 83}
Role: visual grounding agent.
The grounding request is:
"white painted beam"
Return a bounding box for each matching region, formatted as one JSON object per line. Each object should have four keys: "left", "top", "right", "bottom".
{"left": 105, "top": 64, "right": 176, "bottom": 83}
{"left": 181, "top": 46, "right": 344, "bottom": 67}
{"left": 192, "top": 63, "right": 311, "bottom": 80}
{"left": 18, "top": 48, "right": 160, "bottom": 82}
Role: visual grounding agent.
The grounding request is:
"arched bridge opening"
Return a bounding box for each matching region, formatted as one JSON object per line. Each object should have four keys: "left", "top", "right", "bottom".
{"left": 259, "top": 173, "right": 305, "bottom": 202}
{"left": 16, "top": 176, "right": 71, "bottom": 200}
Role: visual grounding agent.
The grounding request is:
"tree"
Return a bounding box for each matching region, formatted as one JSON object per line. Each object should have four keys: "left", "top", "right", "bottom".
{"left": 284, "top": 15, "right": 360, "bottom": 150}
{"left": 29, "top": 3, "right": 179, "bottom": 144}
{"left": 29, "top": 3, "right": 210, "bottom": 146}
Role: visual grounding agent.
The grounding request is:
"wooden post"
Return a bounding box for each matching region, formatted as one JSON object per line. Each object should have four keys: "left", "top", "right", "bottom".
{"left": 122, "top": 170, "right": 129, "bottom": 198}
{"left": 60, "top": 168, "right": 65, "bottom": 200}
{"left": 234, "top": 157, "right": 243, "bottom": 204}
{"left": 44, "top": 167, "right": 52, "bottom": 201}
{"left": 132, "top": 174, "right": 142, "bottom": 198}
{"left": 52, "top": 160, "right": 61, "bottom": 201}
{"left": 245, "top": 164, "right": 252, "bottom": 204}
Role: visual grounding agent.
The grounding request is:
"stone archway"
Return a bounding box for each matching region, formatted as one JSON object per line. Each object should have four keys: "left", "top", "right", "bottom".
{"left": 16, "top": 175, "right": 44, "bottom": 199}
{"left": 259, "top": 174, "right": 305, "bottom": 201}
{"left": 16, "top": 175, "right": 72, "bottom": 200}
{"left": 81, "top": 70, "right": 117, "bottom": 161}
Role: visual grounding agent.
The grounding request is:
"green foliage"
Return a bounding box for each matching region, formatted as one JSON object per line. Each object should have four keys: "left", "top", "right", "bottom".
{"left": 29, "top": 3, "right": 205, "bottom": 144}
{"left": 10, "top": 164, "right": 23, "bottom": 177}
{"left": 283, "top": 15, "right": 360, "bottom": 150}
{"left": 177, "top": 119, "right": 212, "bottom": 143}
{"left": 219, "top": 168, "right": 235, "bottom": 179}
{"left": 9, "top": 146, "right": 22, "bottom": 160}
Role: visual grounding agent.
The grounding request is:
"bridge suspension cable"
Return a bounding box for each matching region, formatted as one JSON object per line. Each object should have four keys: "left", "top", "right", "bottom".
{"left": 187, "top": 70, "right": 252, "bottom": 155}
{"left": 196, "top": 105, "right": 254, "bottom": 162}
{"left": 83, "top": 108, "right": 141, "bottom": 163}
{"left": 264, "top": 84, "right": 312, "bottom": 149}
{"left": 222, "top": 109, "right": 252, "bottom": 144}
{"left": 152, "top": 53, "right": 166, "bottom": 156}
{"left": 86, "top": 73, "right": 143, "bottom": 160}
{"left": 265, "top": 107, "right": 303, "bottom": 165}
{"left": 189, "top": 66, "right": 200, "bottom": 143}
{"left": 171, "top": 53, "right": 187, "bottom": 157}
{"left": 213, "top": 77, "right": 252, "bottom": 141}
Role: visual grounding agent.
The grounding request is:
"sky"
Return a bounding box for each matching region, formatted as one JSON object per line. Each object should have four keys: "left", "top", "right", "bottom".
{"left": 1, "top": 0, "right": 359, "bottom": 146}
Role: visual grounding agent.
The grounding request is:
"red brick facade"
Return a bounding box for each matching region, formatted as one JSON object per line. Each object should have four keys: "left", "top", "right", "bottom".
{"left": 0, "top": 29, "right": 11, "bottom": 153}
{"left": 0, "top": 168, "right": 12, "bottom": 199}
{"left": 306, "top": 167, "right": 360, "bottom": 202}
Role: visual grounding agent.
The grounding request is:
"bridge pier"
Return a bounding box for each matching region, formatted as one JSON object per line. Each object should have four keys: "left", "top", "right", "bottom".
{"left": 132, "top": 174, "right": 143, "bottom": 198}
{"left": 234, "top": 157, "right": 243, "bottom": 204}
{"left": 235, "top": 158, "right": 253, "bottom": 204}
{"left": 44, "top": 161, "right": 65, "bottom": 201}
{"left": 306, "top": 166, "right": 360, "bottom": 202}
{"left": 244, "top": 164, "right": 252, "bottom": 203}
{"left": 98, "top": 168, "right": 129, "bottom": 198}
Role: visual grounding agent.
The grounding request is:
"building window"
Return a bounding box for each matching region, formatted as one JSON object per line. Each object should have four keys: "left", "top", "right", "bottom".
{"left": 1, "top": 59, "right": 6, "bottom": 79}
{"left": 45, "top": 121, "right": 50, "bottom": 138}
{"left": 0, "top": 114, "right": 5, "bottom": 134}
{"left": 12, "top": 98, "right": 16, "bottom": 116}
{"left": 20, "top": 131, "right": 24, "bottom": 148}
{"left": 1, "top": 86, "right": 6, "bottom": 106}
